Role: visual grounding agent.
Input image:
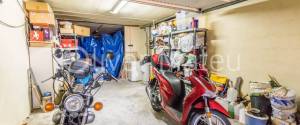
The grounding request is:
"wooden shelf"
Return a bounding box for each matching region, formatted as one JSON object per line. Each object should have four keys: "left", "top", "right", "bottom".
{"left": 29, "top": 41, "right": 54, "bottom": 48}
{"left": 60, "top": 33, "right": 77, "bottom": 36}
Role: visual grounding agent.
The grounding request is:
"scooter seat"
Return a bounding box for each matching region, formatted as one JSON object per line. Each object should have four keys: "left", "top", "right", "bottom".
{"left": 162, "top": 71, "right": 184, "bottom": 106}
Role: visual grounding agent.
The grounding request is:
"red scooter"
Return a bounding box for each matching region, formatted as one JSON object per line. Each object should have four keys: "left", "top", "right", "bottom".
{"left": 146, "top": 54, "right": 231, "bottom": 125}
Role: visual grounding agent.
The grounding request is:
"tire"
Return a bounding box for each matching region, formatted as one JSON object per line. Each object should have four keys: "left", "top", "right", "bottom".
{"left": 188, "top": 110, "right": 231, "bottom": 125}
{"left": 151, "top": 101, "right": 162, "bottom": 112}
{"left": 146, "top": 79, "right": 162, "bottom": 112}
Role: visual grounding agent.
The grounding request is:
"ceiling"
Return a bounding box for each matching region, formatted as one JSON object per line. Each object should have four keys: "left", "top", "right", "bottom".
{"left": 146, "top": 0, "right": 232, "bottom": 10}
{"left": 44, "top": 0, "right": 239, "bottom": 26}
{"left": 44, "top": 0, "right": 176, "bottom": 26}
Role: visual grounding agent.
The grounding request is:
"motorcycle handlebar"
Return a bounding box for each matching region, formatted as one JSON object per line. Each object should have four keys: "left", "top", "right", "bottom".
{"left": 41, "top": 69, "right": 64, "bottom": 83}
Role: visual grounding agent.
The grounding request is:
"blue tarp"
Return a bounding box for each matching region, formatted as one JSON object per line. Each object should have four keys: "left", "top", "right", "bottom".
{"left": 78, "top": 31, "right": 124, "bottom": 77}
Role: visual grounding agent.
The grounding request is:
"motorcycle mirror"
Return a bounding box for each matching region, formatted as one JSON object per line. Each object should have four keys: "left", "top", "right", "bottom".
{"left": 54, "top": 49, "right": 63, "bottom": 58}
{"left": 106, "top": 52, "right": 114, "bottom": 60}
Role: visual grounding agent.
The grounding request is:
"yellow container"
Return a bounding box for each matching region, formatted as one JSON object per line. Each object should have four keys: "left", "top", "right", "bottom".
{"left": 210, "top": 73, "right": 228, "bottom": 84}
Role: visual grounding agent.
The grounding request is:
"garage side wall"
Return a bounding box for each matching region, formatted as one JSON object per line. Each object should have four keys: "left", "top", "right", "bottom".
{"left": 0, "top": 0, "right": 30, "bottom": 124}
{"left": 206, "top": 0, "right": 300, "bottom": 107}
{"left": 124, "top": 26, "right": 147, "bottom": 60}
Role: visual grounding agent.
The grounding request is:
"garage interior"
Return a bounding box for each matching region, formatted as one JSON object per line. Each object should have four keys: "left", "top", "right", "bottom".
{"left": 1, "top": 0, "right": 300, "bottom": 125}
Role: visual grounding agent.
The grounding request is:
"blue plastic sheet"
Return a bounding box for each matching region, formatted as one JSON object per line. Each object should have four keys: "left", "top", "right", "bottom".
{"left": 78, "top": 31, "right": 124, "bottom": 77}
{"left": 101, "top": 31, "right": 124, "bottom": 77}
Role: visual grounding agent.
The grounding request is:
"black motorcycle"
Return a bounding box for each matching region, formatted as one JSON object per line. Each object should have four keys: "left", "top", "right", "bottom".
{"left": 43, "top": 49, "right": 116, "bottom": 125}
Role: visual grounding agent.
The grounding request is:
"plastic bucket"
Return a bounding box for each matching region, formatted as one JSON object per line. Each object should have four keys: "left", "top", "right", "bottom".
{"left": 271, "top": 89, "right": 296, "bottom": 110}
{"left": 272, "top": 105, "right": 297, "bottom": 122}
{"left": 245, "top": 109, "right": 268, "bottom": 125}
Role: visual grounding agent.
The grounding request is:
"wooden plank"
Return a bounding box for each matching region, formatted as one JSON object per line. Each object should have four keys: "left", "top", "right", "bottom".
{"left": 29, "top": 42, "right": 54, "bottom": 48}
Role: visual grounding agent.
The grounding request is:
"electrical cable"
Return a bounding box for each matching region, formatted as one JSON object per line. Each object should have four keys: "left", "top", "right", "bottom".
{"left": 16, "top": 0, "right": 26, "bottom": 14}
{"left": 53, "top": 78, "right": 59, "bottom": 96}
{"left": 0, "top": 0, "right": 26, "bottom": 28}
{"left": 0, "top": 20, "right": 25, "bottom": 28}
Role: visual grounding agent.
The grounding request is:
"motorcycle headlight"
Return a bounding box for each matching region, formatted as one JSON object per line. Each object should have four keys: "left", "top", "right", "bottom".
{"left": 64, "top": 94, "right": 84, "bottom": 112}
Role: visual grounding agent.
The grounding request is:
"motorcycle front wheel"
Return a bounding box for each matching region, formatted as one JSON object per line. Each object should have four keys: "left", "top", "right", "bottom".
{"left": 188, "top": 110, "right": 231, "bottom": 125}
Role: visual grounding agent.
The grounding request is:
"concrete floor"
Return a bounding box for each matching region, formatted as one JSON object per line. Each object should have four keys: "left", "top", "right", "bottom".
{"left": 27, "top": 80, "right": 178, "bottom": 125}
{"left": 27, "top": 80, "right": 239, "bottom": 125}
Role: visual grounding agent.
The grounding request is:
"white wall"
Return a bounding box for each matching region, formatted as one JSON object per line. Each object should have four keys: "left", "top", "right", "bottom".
{"left": 124, "top": 26, "right": 147, "bottom": 60}
{"left": 0, "top": 0, "right": 30, "bottom": 124}
{"left": 30, "top": 48, "right": 54, "bottom": 94}
{"left": 205, "top": 0, "right": 300, "bottom": 108}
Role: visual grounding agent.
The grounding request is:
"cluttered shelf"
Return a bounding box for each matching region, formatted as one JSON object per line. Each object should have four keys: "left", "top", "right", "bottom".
{"left": 154, "top": 28, "right": 207, "bottom": 37}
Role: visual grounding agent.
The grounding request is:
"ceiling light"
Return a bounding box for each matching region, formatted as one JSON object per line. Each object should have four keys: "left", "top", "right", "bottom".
{"left": 110, "top": 0, "right": 128, "bottom": 14}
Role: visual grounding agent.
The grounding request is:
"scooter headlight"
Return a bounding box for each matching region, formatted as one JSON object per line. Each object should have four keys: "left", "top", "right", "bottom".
{"left": 64, "top": 94, "right": 84, "bottom": 112}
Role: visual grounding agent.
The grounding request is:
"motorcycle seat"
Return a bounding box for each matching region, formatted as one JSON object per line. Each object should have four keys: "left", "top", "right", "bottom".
{"left": 162, "top": 71, "right": 184, "bottom": 105}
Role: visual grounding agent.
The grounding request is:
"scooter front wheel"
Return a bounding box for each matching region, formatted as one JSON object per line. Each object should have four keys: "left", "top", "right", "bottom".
{"left": 188, "top": 110, "right": 231, "bottom": 125}
{"left": 146, "top": 84, "right": 162, "bottom": 112}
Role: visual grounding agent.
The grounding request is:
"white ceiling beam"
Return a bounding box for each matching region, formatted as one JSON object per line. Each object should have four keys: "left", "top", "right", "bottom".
{"left": 129, "top": 0, "right": 201, "bottom": 12}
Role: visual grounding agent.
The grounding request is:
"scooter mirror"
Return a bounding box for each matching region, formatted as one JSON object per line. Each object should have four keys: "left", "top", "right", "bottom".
{"left": 54, "top": 49, "right": 63, "bottom": 58}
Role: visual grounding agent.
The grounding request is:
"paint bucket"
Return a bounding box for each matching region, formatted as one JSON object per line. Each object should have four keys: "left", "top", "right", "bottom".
{"left": 249, "top": 82, "right": 271, "bottom": 95}
{"left": 245, "top": 109, "right": 269, "bottom": 125}
{"left": 272, "top": 105, "right": 297, "bottom": 123}
{"left": 271, "top": 89, "right": 296, "bottom": 110}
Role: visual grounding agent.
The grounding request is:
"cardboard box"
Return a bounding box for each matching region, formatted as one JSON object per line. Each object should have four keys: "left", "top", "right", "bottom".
{"left": 60, "top": 28, "right": 74, "bottom": 34}
{"left": 43, "top": 28, "right": 50, "bottom": 41}
{"left": 61, "top": 39, "right": 78, "bottom": 48}
{"left": 26, "top": 1, "right": 53, "bottom": 13}
{"left": 74, "top": 25, "right": 90, "bottom": 36}
{"left": 30, "top": 30, "right": 44, "bottom": 41}
{"left": 29, "top": 12, "right": 55, "bottom": 26}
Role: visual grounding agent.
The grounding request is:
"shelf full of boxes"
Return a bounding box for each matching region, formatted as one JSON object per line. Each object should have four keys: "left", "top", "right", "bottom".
{"left": 25, "top": 1, "right": 56, "bottom": 47}
{"left": 58, "top": 21, "right": 91, "bottom": 65}
{"left": 25, "top": 1, "right": 91, "bottom": 65}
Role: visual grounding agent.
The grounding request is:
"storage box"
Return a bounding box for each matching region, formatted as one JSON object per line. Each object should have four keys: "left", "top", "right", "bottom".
{"left": 25, "top": 1, "right": 52, "bottom": 13}
{"left": 29, "top": 12, "right": 55, "bottom": 26}
{"left": 60, "top": 28, "right": 74, "bottom": 34}
{"left": 30, "top": 30, "right": 44, "bottom": 41}
{"left": 61, "top": 39, "right": 78, "bottom": 48}
{"left": 43, "top": 28, "right": 50, "bottom": 41}
{"left": 59, "top": 21, "right": 73, "bottom": 29}
{"left": 74, "top": 25, "right": 90, "bottom": 36}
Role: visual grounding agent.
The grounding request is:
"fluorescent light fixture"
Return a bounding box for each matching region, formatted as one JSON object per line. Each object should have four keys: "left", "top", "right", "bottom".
{"left": 110, "top": 0, "right": 128, "bottom": 14}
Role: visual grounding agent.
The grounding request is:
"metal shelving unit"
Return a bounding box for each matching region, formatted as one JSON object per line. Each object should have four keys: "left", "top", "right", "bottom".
{"left": 57, "top": 33, "right": 79, "bottom": 65}
{"left": 152, "top": 28, "right": 208, "bottom": 65}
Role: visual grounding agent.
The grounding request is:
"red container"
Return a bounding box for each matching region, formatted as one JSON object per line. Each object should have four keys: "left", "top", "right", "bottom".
{"left": 60, "top": 39, "right": 78, "bottom": 48}
{"left": 30, "top": 30, "right": 44, "bottom": 41}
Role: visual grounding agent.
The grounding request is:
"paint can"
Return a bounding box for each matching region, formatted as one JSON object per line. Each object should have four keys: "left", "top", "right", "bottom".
{"left": 271, "top": 89, "right": 296, "bottom": 110}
